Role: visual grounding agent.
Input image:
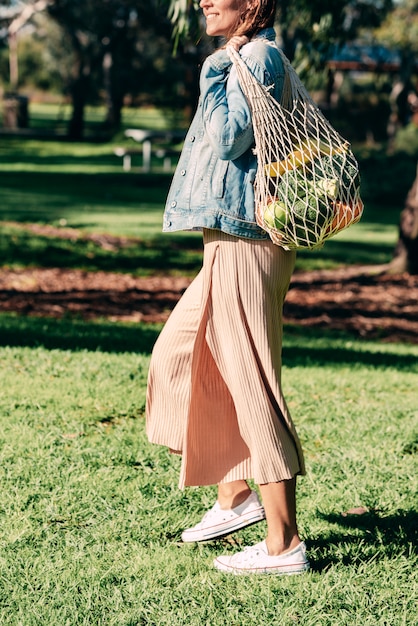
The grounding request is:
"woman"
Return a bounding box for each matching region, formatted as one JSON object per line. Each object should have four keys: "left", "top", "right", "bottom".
{"left": 146, "top": 0, "right": 309, "bottom": 575}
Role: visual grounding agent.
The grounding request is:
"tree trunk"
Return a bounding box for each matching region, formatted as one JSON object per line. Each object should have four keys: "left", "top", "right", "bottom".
{"left": 389, "top": 164, "right": 418, "bottom": 275}
{"left": 68, "top": 74, "right": 88, "bottom": 139}
{"left": 67, "top": 38, "right": 91, "bottom": 140}
{"left": 102, "top": 51, "right": 122, "bottom": 131}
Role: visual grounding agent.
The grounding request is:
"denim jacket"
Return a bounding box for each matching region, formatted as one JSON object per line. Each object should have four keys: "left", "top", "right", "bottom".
{"left": 163, "top": 28, "right": 285, "bottom": 240}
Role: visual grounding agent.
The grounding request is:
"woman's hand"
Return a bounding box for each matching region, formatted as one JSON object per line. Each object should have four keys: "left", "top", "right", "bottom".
{"left": 228, "top": 35, "right": 249, "bottom": 51}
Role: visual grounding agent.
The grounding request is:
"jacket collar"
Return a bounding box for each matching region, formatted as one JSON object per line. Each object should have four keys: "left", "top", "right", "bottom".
{"left": 252, "top": 27, "right": 276, "bottom": 42}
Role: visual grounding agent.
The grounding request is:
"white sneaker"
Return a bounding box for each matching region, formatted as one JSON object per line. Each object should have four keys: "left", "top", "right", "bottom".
{"left": 214, "top": 540, "right": 310, "bottom": 575}
{"left": 181, "top": 490, "right": 265, "bottom": 543}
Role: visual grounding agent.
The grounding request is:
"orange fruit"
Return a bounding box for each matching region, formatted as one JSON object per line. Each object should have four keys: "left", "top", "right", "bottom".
{"left": 327, "top": 200, "right": 363, "bottom": 233}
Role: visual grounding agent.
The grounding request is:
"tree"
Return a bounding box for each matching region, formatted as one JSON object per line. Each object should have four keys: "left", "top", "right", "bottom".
{"left": 374, "top": 0, "right": 418, "bottom": 141}
{"left": 46, "top": 1, "right": 157, "bottom": 138}
{"left": 374, "top": 0, "right": 418, "bottom": 273}
{"left": 0, "top": 0, "right": 51, "bottom": 91}
{"left": 45, "top": 0, "right": 195, "bottom": 138}
{"left": 390, "top": 167, "right": 418, "bottom": 274}
{"left": 1, "top": 1, "right": 202, "bottom": 137}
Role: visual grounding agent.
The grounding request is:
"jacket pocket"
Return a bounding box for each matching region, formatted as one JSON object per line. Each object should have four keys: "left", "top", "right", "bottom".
{"left": 212, "top": 159, "right": 229, "bottom": 198}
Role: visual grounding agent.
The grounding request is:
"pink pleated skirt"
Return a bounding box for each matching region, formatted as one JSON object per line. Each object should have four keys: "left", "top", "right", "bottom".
{"left": 146, "top": 229, "right": 305, "bottom": 488}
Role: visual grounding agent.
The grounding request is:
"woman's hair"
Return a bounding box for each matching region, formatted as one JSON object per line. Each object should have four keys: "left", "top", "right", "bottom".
{"left": 232, "top": 0, "right": 277, "bottom": 40}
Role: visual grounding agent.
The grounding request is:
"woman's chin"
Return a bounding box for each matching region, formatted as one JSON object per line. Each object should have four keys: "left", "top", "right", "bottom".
{"left": 205, "top": 23, "right": 227, "bottom": 38}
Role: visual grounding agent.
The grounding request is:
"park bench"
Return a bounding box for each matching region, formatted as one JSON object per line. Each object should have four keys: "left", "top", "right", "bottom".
{"left": 113, "top": 145, "right": 181, "bottom": 172}
{"left": 154, "top": 147, "right": 181, "bottom": 171}
{"left": 113, "top": 146, "right": 143, "bottom": 171}
{"left": 114, "top": 128, "right": 185, "bottom": 172}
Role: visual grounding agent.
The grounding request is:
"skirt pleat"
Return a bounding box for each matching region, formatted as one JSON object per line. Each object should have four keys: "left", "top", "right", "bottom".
{"left": 146, "top": 229, "right": 305, "bottom": 488}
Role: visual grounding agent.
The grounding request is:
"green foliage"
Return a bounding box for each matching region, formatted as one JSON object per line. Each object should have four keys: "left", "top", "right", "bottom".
{"left": 0, "top": 48, "right": 9, "bottom": 86}
{"left": 357, "top": 149, "right": 417, "bottom": 205}
{"left": 165, "top": 0, "right": 201, "bottom": 53}
{"left": 9, "top": 15, "right": 73, "bottom": 93}
{"left": 45, "top": 0, "right": 195, "bottom": 115}
{"left": 0, "top": 323, "right": 416, "bottom": 624}
{"left": 0, "top": 2, "right": 199, "bottom": 137}
{"left": 393, "top": 122, "right": 418, "bottom": 156}
{"left": 374, "top": 0, "right": 418, "bottom": 53}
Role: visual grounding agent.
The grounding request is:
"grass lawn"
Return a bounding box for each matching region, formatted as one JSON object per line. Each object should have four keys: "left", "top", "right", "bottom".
{"left": 0, "top": 319, "right": 416, "bottom": 625}
{"left": 0, "top": 118, "right": 416, "bottom": 624}
{"left": 0, "top": 101, "right": 187, "bottom": 138}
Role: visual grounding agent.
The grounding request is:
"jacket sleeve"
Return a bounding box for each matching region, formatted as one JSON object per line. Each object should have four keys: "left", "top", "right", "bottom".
{"left": 199, "top": 48, "right": 257, "bottom": 161}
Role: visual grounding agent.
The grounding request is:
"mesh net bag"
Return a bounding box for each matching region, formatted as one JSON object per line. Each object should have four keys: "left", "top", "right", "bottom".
{"left": 228, "top": 44, "right": 364, "bottom": 250}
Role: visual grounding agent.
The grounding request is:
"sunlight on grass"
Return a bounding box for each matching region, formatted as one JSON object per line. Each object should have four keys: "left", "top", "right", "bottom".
{"left": 0, "top": 325, "right": 416, "bottom": 625}
{"left": 25, "top": 102, "right": 184, "bottom": 131}
{"left": 333, "top": 218, "right": 398, "bottom": 246}
{"left": 68, "top": 209, "right": 166, "bottom": 238}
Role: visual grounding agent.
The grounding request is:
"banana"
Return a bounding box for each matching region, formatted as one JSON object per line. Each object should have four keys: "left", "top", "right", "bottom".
{"left": 265, "top": 141, "right": 349, "bottom": 178}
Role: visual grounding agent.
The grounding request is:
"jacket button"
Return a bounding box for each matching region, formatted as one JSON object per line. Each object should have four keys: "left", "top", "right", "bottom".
{"left": 190, "top": 136, "right": 195, "bottom": 142}
{"left": 171, "top": 201, "right": 177, "bottom": 208}
{"left": 180, "top": 169, "right": 186, "bottom": 176}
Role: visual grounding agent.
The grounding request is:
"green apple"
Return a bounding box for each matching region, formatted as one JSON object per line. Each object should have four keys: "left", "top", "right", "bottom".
{"left": 264, "top": 200, "right": 288, "bottom": 231}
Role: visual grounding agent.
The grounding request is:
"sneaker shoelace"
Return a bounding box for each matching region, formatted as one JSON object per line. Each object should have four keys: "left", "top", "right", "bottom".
{"left": 197, "top": 503, "right": 234, "bottom": 527}
{"left": 230, "top": 542, "right": 266, "bottom": 565}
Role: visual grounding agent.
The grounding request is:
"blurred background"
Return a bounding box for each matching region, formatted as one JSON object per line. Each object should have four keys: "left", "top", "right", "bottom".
{"left": 0, "top": 0, "right": 417, "bottom": 275}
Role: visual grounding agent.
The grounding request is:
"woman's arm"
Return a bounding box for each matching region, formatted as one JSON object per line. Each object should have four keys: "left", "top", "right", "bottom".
{"left": 200, "top": 46, "right": 256, "bottom": 161}
{"left": 200, "top": 39, "right": 283, "bottom": 162}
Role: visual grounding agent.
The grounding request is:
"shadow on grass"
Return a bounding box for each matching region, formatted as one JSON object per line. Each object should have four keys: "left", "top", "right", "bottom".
{"left": 296, "top": 238, "right": 395, "bottom": 268}
{"left": 0, "top": 224, "right": 394, "bottom": 274}
{"left": 282, "top": 326, "right": 418, "bottom": 372}
{"left": 1, "top": 314, "right": 417, "bottom": 375}
{"left": 310, "top": 509, "right": 417, "bottom": 571}
{"left": 0, "top": 171, "right": 171, "bottom": 223}
{"left": 0, "top": 313, "right": 162, "bottom": 354}
{"left": 0, "top": 230, "right": 203, "bottom": 275}
{"left": 282, "top": 343, "right": 418, "bottom": 372}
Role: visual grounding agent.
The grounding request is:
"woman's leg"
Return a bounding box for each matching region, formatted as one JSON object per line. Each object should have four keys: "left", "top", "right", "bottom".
{"left": 217, "top": 480, "right": 251, "bottom": 509}
{"left": 258, "top": 478, "right": 301, "bottom": 555}
{"left": 217, "top": 478, "right": 300, "bottom": 555}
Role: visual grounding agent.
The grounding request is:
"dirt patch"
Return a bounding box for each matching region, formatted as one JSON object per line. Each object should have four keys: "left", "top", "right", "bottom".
{"left": 284, "top": 266, "right": 418, "bottom": 344}
{"left": 0, "top": 265, "right": 417, "bottom": 343}
{"left": 0, "top": 267, "right": 190, "bottom": 324}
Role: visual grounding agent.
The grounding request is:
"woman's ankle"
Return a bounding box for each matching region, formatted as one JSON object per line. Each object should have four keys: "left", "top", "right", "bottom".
{"left": 265, "top": 533, "right": 301, "bottom": 556}
{"left": 217, "top": 481, "right": 251, "bottom": 509}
